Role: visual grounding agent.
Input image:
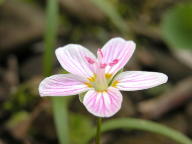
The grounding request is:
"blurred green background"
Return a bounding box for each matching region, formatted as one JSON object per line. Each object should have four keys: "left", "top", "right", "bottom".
{"left": 0, "top": 0, "right": 192, "bottom": 144}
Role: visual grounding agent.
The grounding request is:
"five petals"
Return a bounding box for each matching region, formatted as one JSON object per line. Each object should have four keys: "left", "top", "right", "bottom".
{"left": 39, "top": 37, "right": 168, "bottom": 117}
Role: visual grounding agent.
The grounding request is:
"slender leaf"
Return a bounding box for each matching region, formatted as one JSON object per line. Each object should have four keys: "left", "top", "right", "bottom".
{"left": 85, "top": 118, "right": 192, "bottom": 144}
{"left": 43, "top": 0, "right": 69, "bottom": 144}
{"left": 43, "top": 0, "right": 59, "bottom": 76}
{"left": 52, "top": 97, "right": 69, "bottom": 144}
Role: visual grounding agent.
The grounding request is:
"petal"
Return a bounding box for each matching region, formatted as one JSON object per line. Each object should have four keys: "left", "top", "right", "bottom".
{"left": 102, "top": 37, "right": 136, "bottom": 75}
{"left": 83, "top": 87, "right": 122, "bottom": 117}
{"left": 113, "top": 71, "right": 168, "bottom": 91}
{"left": 39, "top": 74, "right": 90, "bottom": 96}
{"left": 55, "top": 44, "right": 96, "bottom": 79}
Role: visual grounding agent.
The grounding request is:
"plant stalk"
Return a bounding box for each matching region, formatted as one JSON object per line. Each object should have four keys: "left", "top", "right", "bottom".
{"left": 96, "top": 117, "right": 102, "bottom": 144}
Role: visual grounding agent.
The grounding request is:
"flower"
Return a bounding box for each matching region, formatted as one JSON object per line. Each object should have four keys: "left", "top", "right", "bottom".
{"left": 39, "top": 37, "right": 168, "bottom": 117}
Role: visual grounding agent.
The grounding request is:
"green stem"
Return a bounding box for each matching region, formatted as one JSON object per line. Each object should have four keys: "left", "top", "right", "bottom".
{"left": 43, "top": 0, "right": 69, "bottom": 144}
{"left": 96, "top": 117, "right": 102, "bottom": 144}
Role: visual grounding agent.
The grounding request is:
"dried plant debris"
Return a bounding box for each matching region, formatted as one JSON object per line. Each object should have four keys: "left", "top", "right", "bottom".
{"left": 0, "top": 0, "right": 45, "bottom": 50}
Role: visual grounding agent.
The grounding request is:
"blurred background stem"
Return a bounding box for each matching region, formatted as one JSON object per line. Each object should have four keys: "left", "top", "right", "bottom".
{"left": 43, "top": 0, "right": 69, "bottom": 144}
{"left": 52, "top": 97, "right": 69, "bottom": 144}
{"left": 90, "top": 0, "right": 127, "bottom": 35}
{"left": 43, "top": 0, "right": 58, "bottom": 75}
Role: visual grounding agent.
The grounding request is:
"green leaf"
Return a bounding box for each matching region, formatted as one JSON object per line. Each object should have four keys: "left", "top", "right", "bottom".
{"left": 161, "top": 3, "right": 192, "bottom": 50}
{"left": 0, "top": 0, "right": 4, "bottom": 5}
{"left": 85, "top": 118, "right": 192, "bottom": 144}
{"left": 43, "top": 0, "right": 59, "bottom": 77}
{"left": 43, "top": 0, "right": 70, "bottom": 143}
{"left": 52, "top": 97, "right": 70, "bottom": 144}
{"left": 69, "top": 114, "right": 94, "bottom": 144}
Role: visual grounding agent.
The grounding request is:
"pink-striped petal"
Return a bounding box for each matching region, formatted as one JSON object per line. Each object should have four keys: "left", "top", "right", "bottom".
{"left": 113, "top": 71, "right": 168, "bottom": 91}
{"left": 83, "top": 87, "right": 122, "bottom": 117}
{"left": 55, "top": 44, "right": 96, "bottom": 79}
{"left": 39, "top": 74, "right": 90, "bottom": 96}
{"left": 101, "top": 37, "right": 136, "bottom": 75}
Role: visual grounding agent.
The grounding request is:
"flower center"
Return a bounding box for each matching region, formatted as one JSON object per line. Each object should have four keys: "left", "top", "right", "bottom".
{"left": 84, "top": 49, "right": 119, "bottom": 91}
{"left": 94, "top": 49, "right": 108, "bottom": 91}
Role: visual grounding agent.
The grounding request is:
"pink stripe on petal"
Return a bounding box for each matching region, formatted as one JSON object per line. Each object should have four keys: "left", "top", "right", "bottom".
{"left": 114, "top": 71, "right": 168, "bottom": 91}
{"left": 102, "top": 37, "right": 136, "bottom": 75}
{"left": 85, "top": 56, "right": 95, "bottom": 64}
{"left": 83, "top": 87, "right": 122, "bottom": 117}
{"left": 55, "top": 44, "right": 96, "bottom": 79}
{"left": 39, "top": 74, "right": 90, "bottom": 96}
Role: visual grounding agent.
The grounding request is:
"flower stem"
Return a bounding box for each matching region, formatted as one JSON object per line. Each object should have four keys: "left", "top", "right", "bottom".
{"left": 96, "top": 117, "right": 102, "bottom": 144}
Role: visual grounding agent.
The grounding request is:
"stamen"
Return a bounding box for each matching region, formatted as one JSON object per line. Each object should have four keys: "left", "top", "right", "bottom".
{"left": 111, "top": 80, "right": 119, "bottom": 87}
{"left": 84, "top": 82, "right": 93, "bottom": 88}
{"left": 97, "top": 48, "right": 103, "bottom": 59}
{"left": 105, "top": 73, "right": 112, "bottom": 79}
{"left": 87, "top": 75, "right": 96, "bottom": 82}
{"left": 85, "top": 56, "right": 95, "bottom": 64}
{"left": 109, "top": 59, "right": 119, "bottom": 66}
{"left": 100, "top": 63, "right": 107, "bottom": 69}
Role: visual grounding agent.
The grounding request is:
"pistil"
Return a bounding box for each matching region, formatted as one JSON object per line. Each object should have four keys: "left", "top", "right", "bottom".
{"left": 95, "top": 49, "right": 108, "bottom": 91}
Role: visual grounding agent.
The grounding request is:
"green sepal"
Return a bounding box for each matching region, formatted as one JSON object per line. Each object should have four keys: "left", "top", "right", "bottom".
{"left": 108, "top": 68, "right": 124, "bottom": 86}
{"left": 79, "top": 92, "right": 86, "bottom": 103}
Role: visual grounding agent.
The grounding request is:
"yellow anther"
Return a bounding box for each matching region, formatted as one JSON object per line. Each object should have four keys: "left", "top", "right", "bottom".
{"left": 87, "top": 74, "right": 96, "bottom": 82}
{"left": 84, "top": 82, "right": 93, "bottom": 88}
{"left": 111, "top": 80, "right": 119, "bottom": 87}
{"left": 105, "top": 73, "right": 112, "bottom": 79}
{"left": 96, "top": 90, "right": 107, "bottom": 93}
